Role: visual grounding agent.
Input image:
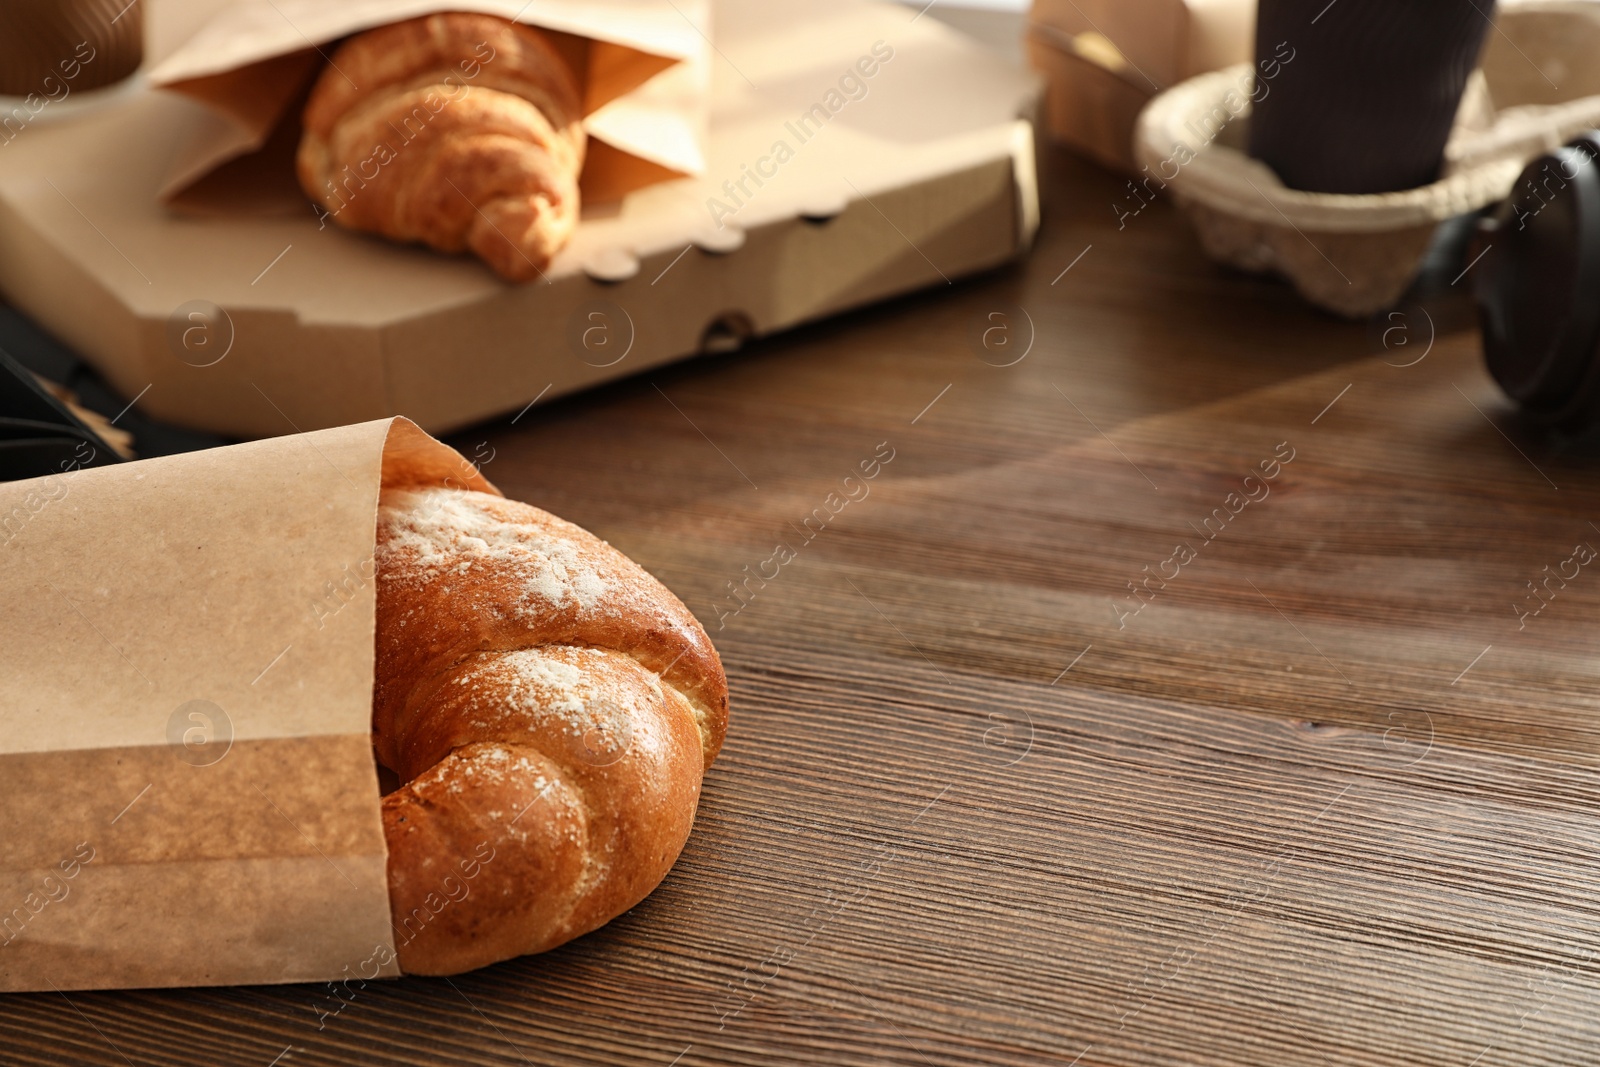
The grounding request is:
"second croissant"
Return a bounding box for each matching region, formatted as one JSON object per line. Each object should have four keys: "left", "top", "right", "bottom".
{"left": 297, "top": 13, "right": 585, "bottom": 282}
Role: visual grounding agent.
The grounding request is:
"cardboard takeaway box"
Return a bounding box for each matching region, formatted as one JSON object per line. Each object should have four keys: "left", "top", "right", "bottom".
{"left": 0, "top": 0, "right": 1039, "bottom": 439}
{"left": 0, "top": 418, "right": 493, "bottom": 991}
{"left": 1026, "top": 0, "right": 1252, "bottom": 172}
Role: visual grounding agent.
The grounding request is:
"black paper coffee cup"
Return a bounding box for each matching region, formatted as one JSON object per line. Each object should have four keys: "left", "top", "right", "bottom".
{"left": 1249, "top": 0, "right": 1495, "bottom": 194}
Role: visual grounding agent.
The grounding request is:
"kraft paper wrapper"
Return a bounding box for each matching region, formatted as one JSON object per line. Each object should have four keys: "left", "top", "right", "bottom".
{"left": 0, "top": 417, "right": 494, "bottom": 991}
{"left": 147, "top": 0, "right": 709, "bottom": 209}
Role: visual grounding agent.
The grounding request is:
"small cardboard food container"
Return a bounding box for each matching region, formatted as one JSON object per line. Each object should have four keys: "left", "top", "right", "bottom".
{"left": 0, "top": 417, "right": 492, "bottom": 991}
{"left": 1026, "top": 0, "right": 1253, "bottom": 172}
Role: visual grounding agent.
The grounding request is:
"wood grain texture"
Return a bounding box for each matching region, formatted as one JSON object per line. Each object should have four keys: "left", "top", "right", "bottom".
{"left": 8, "top": 20, "right": 1600, "bottom": 1066}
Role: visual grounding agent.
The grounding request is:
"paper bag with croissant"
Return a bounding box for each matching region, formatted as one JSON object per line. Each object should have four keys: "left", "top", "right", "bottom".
{"left": 149, "top": 0, "right": 709, "bottom": 281}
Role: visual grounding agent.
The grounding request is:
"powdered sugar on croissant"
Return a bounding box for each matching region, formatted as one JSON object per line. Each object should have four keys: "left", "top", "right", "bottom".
{"left": 374, "top": 486, "right": 727, "bottom": 975}
{"left": 297, "top": 13, "right": 586, "bottom": 281}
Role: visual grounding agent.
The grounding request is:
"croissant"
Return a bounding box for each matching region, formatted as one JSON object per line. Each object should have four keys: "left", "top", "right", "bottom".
{"left": 373, "top": 485, "right": 728, "bottom": 975}
{"left": 297, "top": 13, "right": 585, "bottom": 282}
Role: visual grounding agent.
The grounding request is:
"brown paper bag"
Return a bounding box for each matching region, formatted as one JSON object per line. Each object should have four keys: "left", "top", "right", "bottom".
{"left": 0, "top": 417, "right": 493, "bottom": 991}
{"left": 147, "top": 0, "right": 709, "bottom": 212}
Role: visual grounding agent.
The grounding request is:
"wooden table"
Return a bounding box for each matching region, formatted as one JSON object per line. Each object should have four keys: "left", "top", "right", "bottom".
{"left": 10, "top": 16, "right": 1600, "bottom": 1067}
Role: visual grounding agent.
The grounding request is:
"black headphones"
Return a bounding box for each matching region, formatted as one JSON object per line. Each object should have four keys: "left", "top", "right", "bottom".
{"left": 1475, "top": 131, "right": 1600, "bottom": 431}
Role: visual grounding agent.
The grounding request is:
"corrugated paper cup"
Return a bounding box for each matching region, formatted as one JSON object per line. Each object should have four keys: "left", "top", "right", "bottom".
{"left": 0, "top": 0, "right": 143, "bottom": 97}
